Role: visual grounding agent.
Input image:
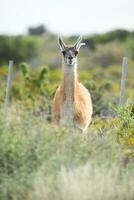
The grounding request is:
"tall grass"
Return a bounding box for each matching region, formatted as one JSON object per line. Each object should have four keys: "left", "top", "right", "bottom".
{"left": 0, "top": 104, "right": 133, "bottom": 200}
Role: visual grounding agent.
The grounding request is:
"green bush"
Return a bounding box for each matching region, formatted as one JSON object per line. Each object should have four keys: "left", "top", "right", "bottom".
{"left": 84, "top": 80, "right": 111, "bottom": 116}
{"left": 85, "top": 29, "right": 131, "bottom": 49}
{"left": 114, "top": 104, "right": 134, "bottom": 140}
{"left": 0, "top": 36, "right": 40, "bottom": 64}
{"left": 125, "top": 37, "right": 134, "bottom": 59}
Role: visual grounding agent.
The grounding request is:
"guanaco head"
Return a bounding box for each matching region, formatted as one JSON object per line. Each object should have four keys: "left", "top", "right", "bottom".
{"left": 58, "top": 36, "right": 85, "bottom": 66}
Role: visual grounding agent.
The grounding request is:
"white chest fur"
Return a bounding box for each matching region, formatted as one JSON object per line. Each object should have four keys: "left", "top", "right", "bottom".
{"left": 60, "top": 97, "right": 74, "bottom": 122}
{"left": 60, "top": 64, "right": 76, "bottom": 123}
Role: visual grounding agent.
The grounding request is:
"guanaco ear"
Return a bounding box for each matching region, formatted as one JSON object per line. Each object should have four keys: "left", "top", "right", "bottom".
{"left": 58, "top": 36, "right": 66, "bottom": 51}
{"left": 74, "top": 36, "right": 86, "bottom": 51}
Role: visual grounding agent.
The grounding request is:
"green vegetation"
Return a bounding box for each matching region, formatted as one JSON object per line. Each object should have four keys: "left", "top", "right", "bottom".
{"left": 0, "top": 29, "right": 134, "bottom": 67}
{"left": 0, "top": 105, "right": 133, "bottom": 200}
{"left": 0, "top": 29, "right": 134, "bottom": 199}
{"left": 84, "top": 29, "right": 132, "bottom": 49}
{"left": 0, "top": 36, "right": 41, "bottom": 65}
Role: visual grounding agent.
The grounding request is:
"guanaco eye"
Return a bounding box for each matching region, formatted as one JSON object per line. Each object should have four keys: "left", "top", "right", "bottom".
{"left": 75, "top": 51, "right": 78, "bottom": 56}
{"left": 62, "top": 51, "right": 66, "bottom": 56}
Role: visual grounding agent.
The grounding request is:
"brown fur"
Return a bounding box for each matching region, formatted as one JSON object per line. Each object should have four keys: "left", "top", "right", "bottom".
{"left": 52, "top": 76, "right": 92, "bottom": 131}
{"left": 52, "top": 37, "right": 93, "bottom": 131}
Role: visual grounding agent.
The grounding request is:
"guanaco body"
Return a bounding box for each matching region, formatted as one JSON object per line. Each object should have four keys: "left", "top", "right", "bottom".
{"left": 52, "top": 37, "right": 93, "bottom": 131}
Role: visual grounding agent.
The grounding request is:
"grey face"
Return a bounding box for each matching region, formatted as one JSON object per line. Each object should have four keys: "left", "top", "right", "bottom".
{"left": 62, "top": 47, "right": 78, "bottom": 66}
{"left": 58, "top": 36, "right": 85, "bottom": 66}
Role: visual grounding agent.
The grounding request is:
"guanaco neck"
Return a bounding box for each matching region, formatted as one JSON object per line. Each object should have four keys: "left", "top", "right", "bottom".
{"left": 61, "top": 61, "right": 78, "bottom": 101}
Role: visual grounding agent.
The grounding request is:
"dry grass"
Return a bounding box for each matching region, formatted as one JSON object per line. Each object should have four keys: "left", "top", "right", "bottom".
{"left": 28, "top": 162, "right": 134, "bottom": 200}
{"left": 0, "top": 104, "right": 134, "bottom": 200}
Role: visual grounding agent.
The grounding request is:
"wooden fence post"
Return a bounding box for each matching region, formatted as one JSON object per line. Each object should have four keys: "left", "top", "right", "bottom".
{"left": 119, "top": 57, "right": 128, "bottom": 106}
{"left": 3, "top": 60, "right": 14, "bottom": 117}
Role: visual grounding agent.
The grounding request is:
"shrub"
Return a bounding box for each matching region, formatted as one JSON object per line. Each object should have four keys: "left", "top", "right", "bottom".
{"left": 0, "top": 36, "right": 40, "bottom": 65}
{"left": 125, "top": 37, "right": 134, "bottom": 59}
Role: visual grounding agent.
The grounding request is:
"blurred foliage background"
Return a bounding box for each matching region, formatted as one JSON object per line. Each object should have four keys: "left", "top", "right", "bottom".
{"left": 0, "top": 26, "right": 134, "bottom": 117}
